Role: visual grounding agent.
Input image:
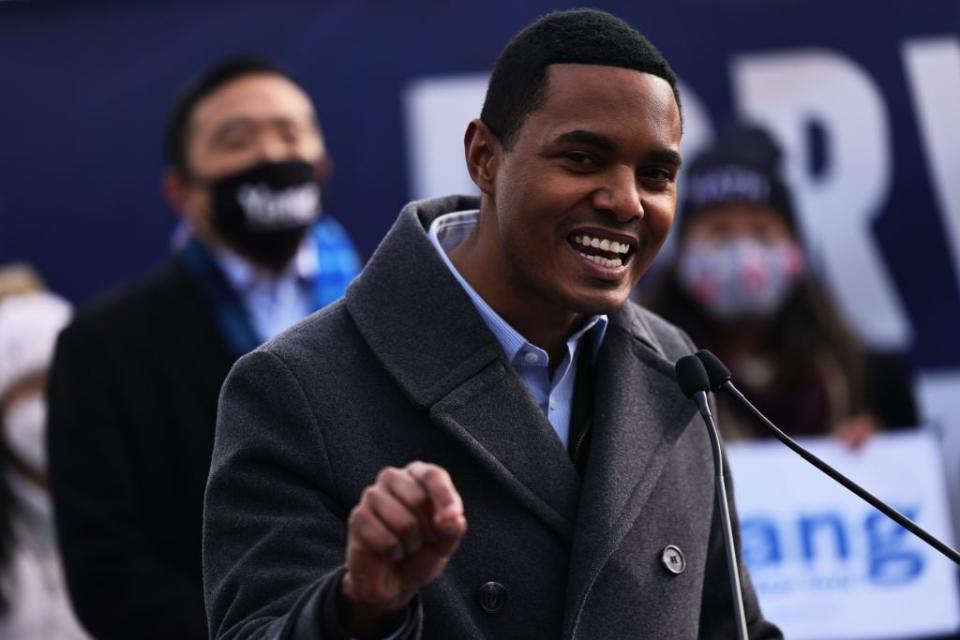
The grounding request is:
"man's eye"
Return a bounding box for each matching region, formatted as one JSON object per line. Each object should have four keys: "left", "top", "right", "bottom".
{"left": 218, "top": 134, "right": 254, "bottom": 151}
{"left": 564, "top": 152, "right": 598, "bottom": 168}
{"left": 278, "top": 124, "right": 302, "bottom": 145}
{"left": 644, "top": 167, "right": 674, "bottom": 181}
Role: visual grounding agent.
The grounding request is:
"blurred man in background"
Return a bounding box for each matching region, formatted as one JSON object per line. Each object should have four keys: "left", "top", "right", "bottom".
{"left": 46, "top": 57, "right": 361, "bottom": 639}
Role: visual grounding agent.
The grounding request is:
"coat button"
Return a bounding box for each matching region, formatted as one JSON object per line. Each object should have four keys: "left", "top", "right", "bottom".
{"left": 477, "top": 581, "right": 507, "bottom": 613}
{"left": 661, "top": 545, "right": 686, "bottom": 575}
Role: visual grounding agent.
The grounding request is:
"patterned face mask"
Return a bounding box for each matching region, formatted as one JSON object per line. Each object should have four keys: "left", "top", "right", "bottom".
{"left": 676, "top": 237, "right": 806, "bottom": 322}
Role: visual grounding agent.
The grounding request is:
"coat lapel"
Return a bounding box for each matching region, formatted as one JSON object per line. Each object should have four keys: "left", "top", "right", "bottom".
{"left": 429, "top": 361, "right": 580, "bottom": 539}
{"left": 346, "top": 197, "right": 580, "bottom": 540}
{"left": 562, "top": 304, "right": 698, "bottom": 637}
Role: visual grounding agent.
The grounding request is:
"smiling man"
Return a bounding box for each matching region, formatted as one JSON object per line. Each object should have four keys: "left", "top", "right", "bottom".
{"left": 204, "top": 10, "right": 781, "bottom": 640}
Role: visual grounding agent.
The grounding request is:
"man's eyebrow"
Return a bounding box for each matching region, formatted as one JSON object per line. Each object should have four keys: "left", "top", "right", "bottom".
{"left": 553, "top": 129, "right": 683, "bottom": 169}
{"left": 645, "top": 148, "right": 683, "bottom": 170}
{"left": 553, "top": 129, "right": 617, "bottom": 151}
{"left": 209, "top": 115, "right": 308, "bottom": 143}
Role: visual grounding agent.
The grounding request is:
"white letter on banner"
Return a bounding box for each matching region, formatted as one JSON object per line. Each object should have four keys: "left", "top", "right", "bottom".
{"left": 403, "top": 73, "right": 488, "bottom": 200}
{"left": 649, "top": 79, "right": 715, "bottom": 266}
{"left": 731, "top": 50, "right": 911, "bottom": 349}
{"left": 902, "top": 37, "right": 960, "bottom": 290}
{"left": 677, "top": 78, "right": 715, "bottom": 168}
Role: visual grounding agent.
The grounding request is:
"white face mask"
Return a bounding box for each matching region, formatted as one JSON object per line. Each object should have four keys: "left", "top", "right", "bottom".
{"left": 3, "top": 394, "right": 46, "bottom": 473}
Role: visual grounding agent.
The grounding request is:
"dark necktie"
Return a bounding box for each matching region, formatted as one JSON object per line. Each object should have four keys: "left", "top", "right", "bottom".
{"left": 567, "top": 339, "right": 596, "bottom": 475}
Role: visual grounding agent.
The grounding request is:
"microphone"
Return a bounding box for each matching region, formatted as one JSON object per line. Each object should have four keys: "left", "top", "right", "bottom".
{"left": 695, "top": 348, "right": 960, "bottom": 566}
{"left": 675, "top": 355, "right": 749, "bottom": 640}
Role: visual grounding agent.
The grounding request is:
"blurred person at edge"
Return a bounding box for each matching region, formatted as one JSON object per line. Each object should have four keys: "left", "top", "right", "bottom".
{"left": 0, "top": 283, "right": 88, "bottom": 639}
{"left": 46, "top": 57, "right": 361, "bottom": 639}
{"left": 644, "top": 124, "right": 917, "bottom": 445}
{"left": 0, "top": 264, "right": 45, "bottom": 300}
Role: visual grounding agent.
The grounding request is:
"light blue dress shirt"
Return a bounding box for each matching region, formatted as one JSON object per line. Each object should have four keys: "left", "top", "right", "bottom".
{"left": 212, "top": 237, "right": 319, "bottom": 342}
{"left": 428, "top": 210, "right": 608, "bottom": 447}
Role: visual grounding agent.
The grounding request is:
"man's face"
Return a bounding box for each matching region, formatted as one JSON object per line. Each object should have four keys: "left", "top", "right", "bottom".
{"left": 174, "top": 73, "right": 325, "bottom": 234}
{"left": 486, "top": 63, "right": 682, "bottom": 316}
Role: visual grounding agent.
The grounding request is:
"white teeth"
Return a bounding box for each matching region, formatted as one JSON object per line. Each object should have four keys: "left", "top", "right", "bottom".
{"left": 578, "top": 251, "right": 623, "bottom": 268}
{"left": 573, "top": 233, "right": 631, "bottom": 255}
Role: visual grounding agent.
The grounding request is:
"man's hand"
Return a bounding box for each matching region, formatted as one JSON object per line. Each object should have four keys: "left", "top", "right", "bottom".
{"left": 338, "top": 461, "right": 467, "bottom": 638}
{"left": 834, "top": 412, "right": 879, "bottom": 450}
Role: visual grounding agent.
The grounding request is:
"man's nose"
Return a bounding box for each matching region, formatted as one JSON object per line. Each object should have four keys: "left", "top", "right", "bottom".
{"left": 253, "top": 133, "right": 290, "bottom": 162}
{"left": 592, "top": 166, "right": 644, "bottom": 222}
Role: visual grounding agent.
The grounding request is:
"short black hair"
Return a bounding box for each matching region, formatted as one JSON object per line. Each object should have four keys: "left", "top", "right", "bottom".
{"left": 164, "top": 56, "right": 290, "bottom": 176}
{"left": 480, "top": 9, "right": 681, "bottom": 149}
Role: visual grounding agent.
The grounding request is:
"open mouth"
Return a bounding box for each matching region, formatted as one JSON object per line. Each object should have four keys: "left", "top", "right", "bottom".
{"left": 568, "top": 230, "right": 636, "bottom": 269}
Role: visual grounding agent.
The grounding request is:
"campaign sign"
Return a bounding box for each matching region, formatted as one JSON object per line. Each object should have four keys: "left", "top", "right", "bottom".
{"left": 726, "top": 431, "right": 959, "bottom": 639}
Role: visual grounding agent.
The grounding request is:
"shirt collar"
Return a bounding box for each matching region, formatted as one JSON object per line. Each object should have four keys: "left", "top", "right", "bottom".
{"left": 210, "top": 232, "right": 319, "bottom": 295}
{"left": 428, "top": 210, "right": 608, "bottom": 364}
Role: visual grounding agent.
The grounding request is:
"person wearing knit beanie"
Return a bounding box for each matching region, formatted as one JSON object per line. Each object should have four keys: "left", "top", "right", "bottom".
{"left": 674, "top": 124, "right": 806, "bottom": 324}
{"left": 645, "top": 123, "right": 917, "bottom": 445}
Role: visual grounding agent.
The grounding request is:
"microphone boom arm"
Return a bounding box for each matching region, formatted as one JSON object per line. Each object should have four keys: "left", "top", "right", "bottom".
{"left": 723, "top": 380, "right": 960, "bottom": 565}
{"left": 693, "top": 391, "right": 750, "bottom": 640}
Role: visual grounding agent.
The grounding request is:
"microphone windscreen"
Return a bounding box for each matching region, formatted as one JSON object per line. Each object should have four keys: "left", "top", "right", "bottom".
{"left": 675, "top": 355, "right": 711, "bottom": 398}
{"left": 696, "top": 350, "right": 733, "bottom": 391}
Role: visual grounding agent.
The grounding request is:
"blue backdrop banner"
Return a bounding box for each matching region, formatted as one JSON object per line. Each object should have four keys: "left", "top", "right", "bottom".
{"left": 1, "top": 0, "right": 958, "bottom": 396}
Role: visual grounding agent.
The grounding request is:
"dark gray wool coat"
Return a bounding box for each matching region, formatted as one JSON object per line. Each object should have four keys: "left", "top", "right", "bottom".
{"left": 203, "top": 195, "right": 782, "bottom": 640}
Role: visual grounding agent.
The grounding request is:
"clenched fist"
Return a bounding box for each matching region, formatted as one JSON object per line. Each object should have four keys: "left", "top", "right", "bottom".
{"left": 338, "top": 461, "right": 467, "bottom": 638}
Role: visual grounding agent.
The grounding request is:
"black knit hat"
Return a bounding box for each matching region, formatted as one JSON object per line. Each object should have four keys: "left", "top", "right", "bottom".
{"left": 679, "top": 124, "right": 797, "bottom": 237}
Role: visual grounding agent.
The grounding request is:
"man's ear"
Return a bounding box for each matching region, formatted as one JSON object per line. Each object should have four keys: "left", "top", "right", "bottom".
{"left": 315, "top": 152, "right": 334, "bottom": 185}
{"left": 162, "top": 168, "right": 194, "bottom": 219}
{"left": 464, "top": 119, "right": 500, "bottom": 195}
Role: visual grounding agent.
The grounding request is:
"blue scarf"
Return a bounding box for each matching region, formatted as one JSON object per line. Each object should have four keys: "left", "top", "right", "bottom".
{"left": 177, "top": 218, "right": 360, "bottom": 358}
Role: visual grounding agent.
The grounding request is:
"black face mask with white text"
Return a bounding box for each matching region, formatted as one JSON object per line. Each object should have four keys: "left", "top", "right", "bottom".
{"left": 208, "top": 160, "right": 321, "bottom": 271}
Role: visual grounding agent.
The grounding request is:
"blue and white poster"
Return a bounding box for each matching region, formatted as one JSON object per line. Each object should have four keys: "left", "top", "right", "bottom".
{"left": 727, "top": 432, "right": 959, "bottom": 639}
